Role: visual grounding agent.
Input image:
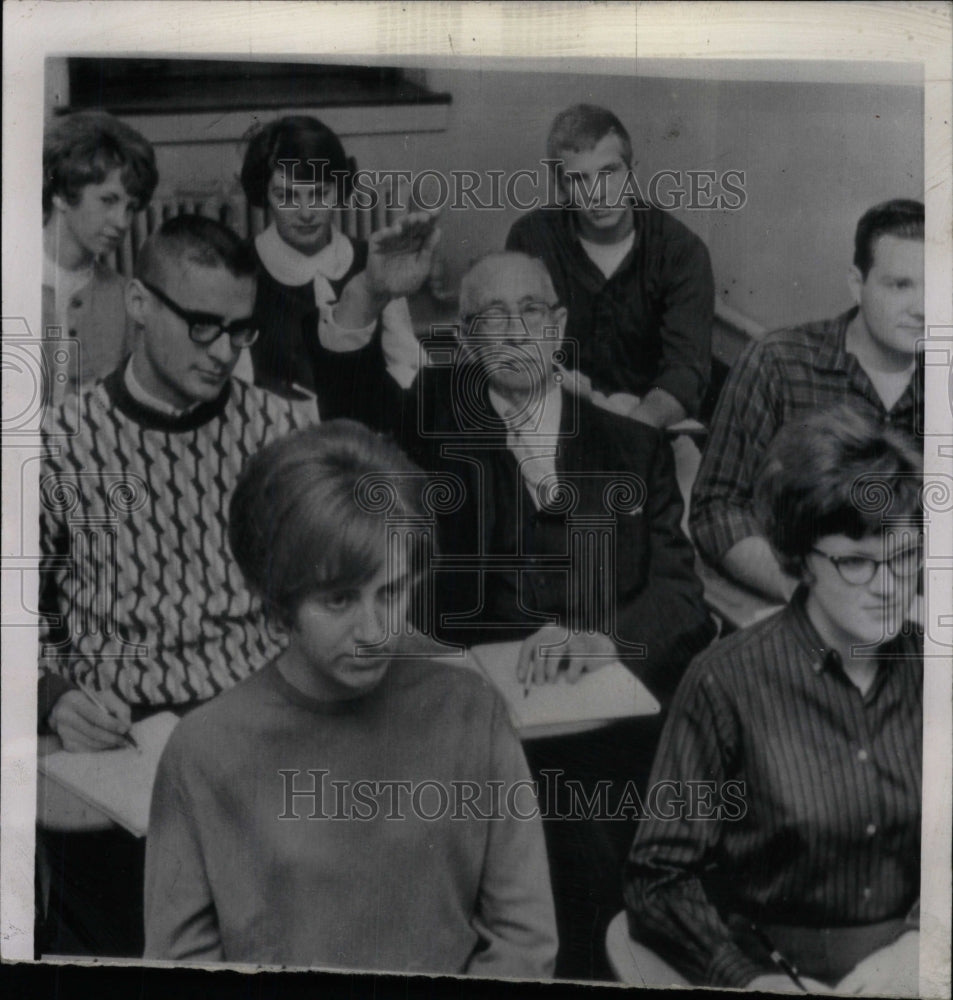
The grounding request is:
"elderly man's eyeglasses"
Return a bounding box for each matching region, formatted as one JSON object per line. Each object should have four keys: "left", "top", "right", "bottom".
{"left": 463, "top": 301, "right": 560, "bottom": 334}
{"left": 141, "top": 280, "right": 259, "bottom": 348}
{"left": 810, "top": 543, "right": 923, "bottom": 586}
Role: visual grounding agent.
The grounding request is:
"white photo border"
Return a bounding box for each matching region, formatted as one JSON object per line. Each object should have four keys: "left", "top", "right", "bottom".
{"left": 2, "top": 3, "right": 950, "bottom": 996}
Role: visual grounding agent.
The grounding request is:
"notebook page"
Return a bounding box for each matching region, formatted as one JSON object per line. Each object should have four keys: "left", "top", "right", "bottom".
{"left": 469, "top": 641, "right": 660, "bottom": 735}
{"left": 38, "top": 711, "right": 180, "bottom": 837}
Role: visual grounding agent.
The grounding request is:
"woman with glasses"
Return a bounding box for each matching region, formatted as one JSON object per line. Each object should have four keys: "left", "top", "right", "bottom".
{"left": 624, "top": 405, "right": 923, "bottom": 995}
{"left": 239, "top": 116, "right": 438, "bottom": 434}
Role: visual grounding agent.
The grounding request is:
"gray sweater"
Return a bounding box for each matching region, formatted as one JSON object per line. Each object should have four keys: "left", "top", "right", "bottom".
{"left": 144, "top": 658, "right": 557, "bottom": 976}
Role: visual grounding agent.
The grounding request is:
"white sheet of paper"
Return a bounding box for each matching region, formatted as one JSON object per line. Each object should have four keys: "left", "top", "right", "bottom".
{"left": 469, "top": 640, "right": 659, "bottom": 737}
{"left": 37, "top": 712, "right": 179, "bottom": 837}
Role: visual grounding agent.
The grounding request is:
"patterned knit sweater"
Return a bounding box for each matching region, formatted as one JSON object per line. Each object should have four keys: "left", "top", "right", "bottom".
{"left": 38, "top": 370, "right": 312, "bottom": 717}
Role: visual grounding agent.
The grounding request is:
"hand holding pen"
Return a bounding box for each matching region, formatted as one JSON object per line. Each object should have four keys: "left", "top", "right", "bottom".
{"left": 747, "top": 924, "right": 828, "bottom": 994}
{"left": 515, "top": 625, "right": 619, "bottom": 695}
{"left": 47, "top": 684, "right": 139, "bottom": 753}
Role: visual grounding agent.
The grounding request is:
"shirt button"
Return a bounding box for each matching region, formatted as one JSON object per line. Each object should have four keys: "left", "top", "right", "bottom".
{"left": 863, "top": 887, "right": 872, "bottom": 899}
{"left": 866, "top": 823, "right": 877, "bottom": 836}
{"left": 857, "top": 749, "right": 869, "bottom": 762}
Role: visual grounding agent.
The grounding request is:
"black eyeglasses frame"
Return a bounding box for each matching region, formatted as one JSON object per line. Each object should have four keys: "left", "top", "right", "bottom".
{"left": 140, "top": 279, "right": 259, "bottom": 349}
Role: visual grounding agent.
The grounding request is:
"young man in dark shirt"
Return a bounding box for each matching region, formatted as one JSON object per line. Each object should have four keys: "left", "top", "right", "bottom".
{"left": 506, "top": 103, "right": 714, "bottom": 429}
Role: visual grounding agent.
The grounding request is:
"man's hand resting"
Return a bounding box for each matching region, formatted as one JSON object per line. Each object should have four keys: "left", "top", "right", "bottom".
{"left": 48, "top": 687, "right": 132, "bottom": 752}
{"left": 516, "top": 626, "right": 617, "bottom": 686}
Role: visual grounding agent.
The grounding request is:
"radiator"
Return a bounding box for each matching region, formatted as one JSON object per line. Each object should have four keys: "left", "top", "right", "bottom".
{"left": 112, "top": 186, "right": 395, "bottom": 276}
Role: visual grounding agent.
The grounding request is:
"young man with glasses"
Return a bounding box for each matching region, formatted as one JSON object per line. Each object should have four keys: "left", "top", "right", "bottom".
{"left": 625, "top": 405, "right": 923, "bottom": 994}
{"left": 36, "top": 215, "right": 312, "bottom": 957}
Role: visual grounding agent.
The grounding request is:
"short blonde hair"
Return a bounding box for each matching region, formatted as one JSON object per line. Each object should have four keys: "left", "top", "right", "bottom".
{"left": 229, "top": 420, "right": 427, "bottom": 628}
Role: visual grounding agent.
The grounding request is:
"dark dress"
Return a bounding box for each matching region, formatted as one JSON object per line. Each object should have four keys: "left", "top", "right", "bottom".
{"left": 250, "top": 238, "right": 414, "bottom": 435}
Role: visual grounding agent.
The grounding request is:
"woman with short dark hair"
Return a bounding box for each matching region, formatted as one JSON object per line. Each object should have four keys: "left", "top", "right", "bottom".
{"left": 240, "top": 115, "right": 438, "bottom": 434}
{"left": 624, "top": 405, "right": 923, "bottom": 995}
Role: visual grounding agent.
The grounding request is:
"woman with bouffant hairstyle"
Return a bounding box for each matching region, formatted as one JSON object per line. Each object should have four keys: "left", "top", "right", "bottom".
{"left": 145, "top": 420, "right": 557, "bottom": 976}
{"left": 625, "top": 405, "right": 923, "bottom": 995}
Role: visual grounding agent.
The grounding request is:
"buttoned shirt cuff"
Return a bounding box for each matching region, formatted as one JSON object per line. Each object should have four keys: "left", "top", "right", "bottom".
{"left": 707, "top": 942, "right": 775, "bottom": 989}
{"left": 691, "top": 507, "right": 764, "bottom": 567}
{"left": 652, "top": 367, "right": 705, "bottom": 419}
{"left": 320, "top": 309, "right": 376, "bottom": 348}
{"left": 321, "top": 296, "right": 420, "bottom": 390}
{"left": 380, "top": 297, "right": 420, "bottom": 389}
{"left": 38, "top": 672, "right": 77, "bottom": 733}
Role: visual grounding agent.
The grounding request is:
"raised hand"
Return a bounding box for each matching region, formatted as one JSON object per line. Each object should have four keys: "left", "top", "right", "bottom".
{"left": 364, "top": 211, "right": 441, "bottom": 300}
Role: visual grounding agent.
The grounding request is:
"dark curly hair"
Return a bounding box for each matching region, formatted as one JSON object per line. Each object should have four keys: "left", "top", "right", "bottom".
{"left": 853, "top": 199, "right": 924, "bottom": 279}
{"left": 43, "top": 110, "right": 158, "bottom": 222}
{"left": 754, "top": 405, "right": 922, "bottom": 579}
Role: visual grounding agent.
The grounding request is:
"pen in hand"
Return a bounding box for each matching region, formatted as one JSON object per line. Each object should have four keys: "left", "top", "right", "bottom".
{"left": 522, "top": 660, "right": 534, "bottom": 699}
{"left": 749, "top": 923, "right": 807, "bottom": 992}
{"left": 78, "top": 683, "right": 141, "bottom": 753}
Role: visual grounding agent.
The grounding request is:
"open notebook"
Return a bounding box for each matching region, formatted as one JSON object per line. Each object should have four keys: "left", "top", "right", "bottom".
{"left": 38, "top": 711, "right": 179, "bottom": 837}
{"left": 469, "top": 641, "right": 659, "bottom": 738}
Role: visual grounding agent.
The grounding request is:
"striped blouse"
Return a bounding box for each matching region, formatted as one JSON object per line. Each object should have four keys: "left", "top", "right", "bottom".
{"left": 623, "top": 589, "right": 922, "bottom": 988}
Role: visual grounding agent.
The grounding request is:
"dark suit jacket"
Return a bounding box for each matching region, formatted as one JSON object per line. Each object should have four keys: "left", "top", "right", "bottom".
{"left": 405, "top": 366, "right": 715, "bottom": 702}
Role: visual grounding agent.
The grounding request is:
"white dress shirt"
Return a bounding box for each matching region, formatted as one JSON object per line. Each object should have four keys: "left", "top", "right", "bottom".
{"left": 487, "top": 382, "right": 563, "bottom": 510}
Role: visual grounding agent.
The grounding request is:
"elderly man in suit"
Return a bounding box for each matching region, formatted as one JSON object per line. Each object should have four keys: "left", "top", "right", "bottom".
{"left": 406, "top": 251, "right": 714, "bottom": 979}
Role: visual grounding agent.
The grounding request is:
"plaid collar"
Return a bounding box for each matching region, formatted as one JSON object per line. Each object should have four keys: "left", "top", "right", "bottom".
{"left": 812, "top": 307, "right": 860, "bottom": 373}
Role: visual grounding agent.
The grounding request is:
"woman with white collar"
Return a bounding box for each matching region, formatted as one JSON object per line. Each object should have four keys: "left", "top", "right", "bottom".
{"left": 239, "top": 115, "right": 438, "bottom": 433}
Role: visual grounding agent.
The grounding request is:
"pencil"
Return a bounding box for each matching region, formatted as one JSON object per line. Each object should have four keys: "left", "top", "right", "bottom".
{"left": 78, "top": 683, "right": 141, "bottom": 753}
{"left": 522, "top": 653, "right": 534, "bottom": 699}
{"left": 749, "top": 923, "right": 807, "bottom": 992}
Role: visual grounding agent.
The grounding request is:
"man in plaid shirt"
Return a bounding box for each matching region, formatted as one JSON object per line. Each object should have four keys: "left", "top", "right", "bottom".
{"left": 690, "top": 199, "right": 923, "bottom": 602}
